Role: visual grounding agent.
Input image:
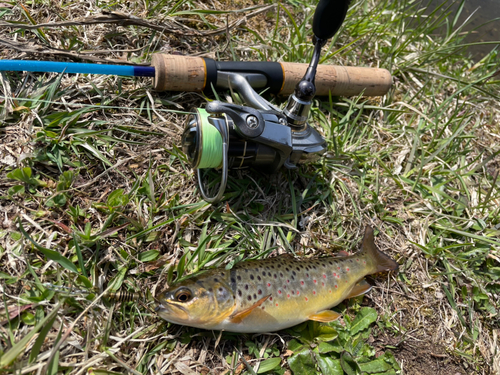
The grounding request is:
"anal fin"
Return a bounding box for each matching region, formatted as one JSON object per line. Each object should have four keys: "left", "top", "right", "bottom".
{"left": 346, "top": 279, "right": 372, "bottom": 299}
{"left": 228, "top": 295, "right": 270, "bottom": 324}
{"left": 308, "top": 310, "right": 341, "bottom": 323}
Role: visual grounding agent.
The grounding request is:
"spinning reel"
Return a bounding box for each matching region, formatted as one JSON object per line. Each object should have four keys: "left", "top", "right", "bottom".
{"left": 182, "top": 0, "right": 352, "bottom": 203}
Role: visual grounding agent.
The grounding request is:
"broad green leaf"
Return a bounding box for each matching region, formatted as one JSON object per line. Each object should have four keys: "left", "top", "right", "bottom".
{"left": 257, "top": 357, "right": 281, "bottom": 373}
{"left": 0, "top": 303, "right": 60, "bottom": 367}
{"left": 350, "top": 307, "right": 378, "bottom": 336}
{"left": 19, "top": 220, "right": 78, "bottom": 274}
{"left": 358, "top": 358, "right": 393, "bottom": 373}
{"left": 340, "top": 351, "right": 360, "bottom": 375}
{"left": 317, "top": 341, "right": 343, "bottom": 354}
{"left": 108, "top": 265, "right": 128, "bottom": 292}
{"left": 29, "top": 305, "right": 60, "bottom": 363}
{"left": 288, "top": 349, "right": 316, "bottom": 375}
{"left": 73, "top": 233, "right": 88, "bottom": 278}
{"left": 315, "top": 325, "right": 338, "bottom": 342}
{"left": 316, "top": 354, "right": 343, "bottom": 375}
{"left": 138, "top": 249, "right": 160, "bottom": 262}
{"left": 8, "top": 185, "right": 25, "bottom": 196}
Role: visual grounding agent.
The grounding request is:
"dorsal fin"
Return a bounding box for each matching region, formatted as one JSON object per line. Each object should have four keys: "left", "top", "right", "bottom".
{"left": 360, "top": 227, "right": 399, "bottom": 274}
{"left": 228, "top": 295, "right": 270, "bottom": 324}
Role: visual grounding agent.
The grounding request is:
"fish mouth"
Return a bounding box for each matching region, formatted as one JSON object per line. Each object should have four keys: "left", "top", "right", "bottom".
{"left": 155, "top": 301, "right": 188, "bottom": 319}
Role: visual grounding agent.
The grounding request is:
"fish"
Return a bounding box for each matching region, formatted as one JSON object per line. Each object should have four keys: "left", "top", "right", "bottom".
{"left": 156, "top": 226, "right": 398, "bottom": 333}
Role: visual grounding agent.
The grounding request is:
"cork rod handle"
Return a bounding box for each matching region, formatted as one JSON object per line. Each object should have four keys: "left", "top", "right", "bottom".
{"left": 151, "top": 54, "right": 392, "bottom": 97}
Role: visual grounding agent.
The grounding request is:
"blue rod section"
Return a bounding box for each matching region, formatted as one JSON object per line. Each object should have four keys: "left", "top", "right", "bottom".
{"left": 0, "top": 60, "right": 155, "bottom": 77}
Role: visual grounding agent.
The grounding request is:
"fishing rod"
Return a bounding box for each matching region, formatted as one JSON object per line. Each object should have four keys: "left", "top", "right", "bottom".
{"left": 0, "top": 0, "right": 392, "bottom": 203}
{"left": 0, "top": 54, "right": 391, "bottom": 96}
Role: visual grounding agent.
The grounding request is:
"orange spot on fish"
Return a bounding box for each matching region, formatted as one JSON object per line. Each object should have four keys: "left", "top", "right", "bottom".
{"left": 267, "top": 283, "right": 271, "bottom": 287}
{"left": 276, "top": 303, "right": 279, "bottom": 307}
{"left": 305, "top": 297, "right": 308, "bottom": 302}
{"left": 297, "top": 291, "right": 300, "bottom": 295}
{"left": 329, "top": 290, "right": 332, "bottom": 293}
{"left": 356, "top": 259, "right": 359, "bottom": 262}
{"left": 346, "top": 268, "right": 350, "bottom": 272}
{"left": 313, "top": 280, "right": 317, "bottom": 284}
{"left": 278, "top": 290, "right": 282, "bottom": 294}
{"left": 335, "top": 285, "right": 338, "bottom": 288}
{"left": 323, "top": 274, "right": 327, "bottom": 278}
{"left": 287, "top": 279, "right": 290, "bottom": 283}
{"left": 270, "top": 297, "right": 273, "bottom": 301}
{"left": 287, "top": 294, "right": 290, "bottom": 298}
{"left": 301, "top": 281, "right": 304, "bottom": 285}
{"left": 333, "top": 272, "right": 336, "bottom": 277}
{"left": 322, "top": 282, "right": 325, "bottom": 286}
{"left": 313, "top": 291, "right": 316, "bottom": 295}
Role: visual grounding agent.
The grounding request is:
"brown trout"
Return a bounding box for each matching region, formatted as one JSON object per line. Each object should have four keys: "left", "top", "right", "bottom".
{"left": 156, "top": 226, "right": 398, "bottom": 333}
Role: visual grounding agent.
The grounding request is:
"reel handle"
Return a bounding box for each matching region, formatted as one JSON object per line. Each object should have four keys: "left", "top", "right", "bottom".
{"left": 150, "top": 54, "right": 392, "bottom": 96}
{"left": 313, "top": 0, "right": 351, "bottom": 41}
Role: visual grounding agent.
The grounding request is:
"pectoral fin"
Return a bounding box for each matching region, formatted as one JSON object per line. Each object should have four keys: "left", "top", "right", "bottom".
{"left": 228, "top": 295, "right": 271, "bottom": 324}
{"left": 346, "top": 279, "right": 372, "bottom": 299}
{"left": 308, "top": 310, "right": 341, "bottom": 322}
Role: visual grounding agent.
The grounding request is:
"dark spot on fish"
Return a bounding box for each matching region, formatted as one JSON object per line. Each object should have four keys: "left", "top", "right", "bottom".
{"left": 213, "top": 278, "right": 219, "bottom": 282}
{"left": 292, "top": 271, "right": 296, "bottom": 276}
{"left": 268, "top": 272, "right": 272, "bottom": 277}
{"left": 292, "top": 290, "right": 295, "bottom": 294}
{"left": 271, "top": 266, "right": 275, "bottom": 269}
{"left": 280, "top": 272, "right": 283, "bottom": 277}
{"left": 291, "top": 275, "right": 295, "bottom": 281}
{"left": 274, "top": 274, "right": 277, "bottom": 279}
{"left": 208, "top": 288, "right": 213, "bottom": 292}
{"left": 329, "top": 260, "right": 333, "bottom": 265}
{"left": 237, "top": 275, "right": 242, "bottom": 281}
{"left": 270, "top": 296, "right": 273, "bottom": 301}
{"left": 262, "top": 306, "right": 265, "bottom": 310}
{"left": 253, "top": 294, "right": 257, "bottom": 300}
{"left": 238, "top": 290, "right": 242, "bottom": 297}
{"left": 285, "top": 268, "right": 290, "bottom": 272}
{"left": 258, "top": 289, "right": 262, "bottom": 295}
{"left": 306, "top": 273, "right": 309, "bottom": 278}
{"left": 257, "top": 276, "right": 261, "bottom": 281}
{"left": 219, "top": 287, "right": 223, "bottom": 292}
{"left": 245, "top": 284, "right": 249, "bottom": 290}
{"left": 250, "top": 274, "right": 254, "bottom": 280}
{"left": 313, "top": 266, "right": 317, "bottom": 270}
{"left": 296, "top": 267, "right": 300, "bottom": 271}
{"left": 247, "top": 295, "right": 252, "bottom": 301}
{"left": 244, "top": 269, "right": 248, "bottom": 273}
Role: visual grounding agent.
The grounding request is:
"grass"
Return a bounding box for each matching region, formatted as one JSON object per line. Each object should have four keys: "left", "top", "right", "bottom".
{"left": 1, "top": 0, "right": 499, "bottom": 374}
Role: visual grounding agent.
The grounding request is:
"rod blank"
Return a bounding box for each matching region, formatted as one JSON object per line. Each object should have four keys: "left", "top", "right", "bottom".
{"left": 0, "top": 60, "right": 155, "bottom": 77}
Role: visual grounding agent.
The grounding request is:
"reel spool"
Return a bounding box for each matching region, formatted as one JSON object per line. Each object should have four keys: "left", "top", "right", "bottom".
{"left": 182, "top": 108, "right": 229, "bottom": 203}
{"left": 182, "top": 107, "right": 294, "bottom": 203}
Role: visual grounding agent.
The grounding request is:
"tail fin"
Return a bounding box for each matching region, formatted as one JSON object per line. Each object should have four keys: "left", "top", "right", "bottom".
{"left": 361, "top": 226, "right": 399, "bottom": 274}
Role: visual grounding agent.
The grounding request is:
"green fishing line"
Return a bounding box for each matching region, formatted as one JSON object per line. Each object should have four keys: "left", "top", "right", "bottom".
{"left": 197, "top": 108, "right": 223, "bottom": 169}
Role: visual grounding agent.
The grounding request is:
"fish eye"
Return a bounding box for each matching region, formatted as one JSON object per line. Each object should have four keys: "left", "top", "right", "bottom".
{"left": 174, "top": 288, "right": 192, "bottom": 303}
